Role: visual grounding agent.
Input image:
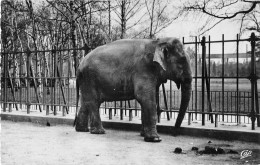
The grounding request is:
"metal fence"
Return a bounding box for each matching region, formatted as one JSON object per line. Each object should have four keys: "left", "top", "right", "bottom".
{"left": 1, "top": 33, "right": 259, "bottom": 130}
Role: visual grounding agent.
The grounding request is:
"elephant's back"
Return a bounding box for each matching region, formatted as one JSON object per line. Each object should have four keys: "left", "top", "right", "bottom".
{"left": 79, "top": 39, "right": 154, "bottom": 71}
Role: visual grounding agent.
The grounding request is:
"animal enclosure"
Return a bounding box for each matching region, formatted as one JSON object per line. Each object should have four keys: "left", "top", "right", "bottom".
{"left": 1, "top": 32, "right": 259, "bottom": 130}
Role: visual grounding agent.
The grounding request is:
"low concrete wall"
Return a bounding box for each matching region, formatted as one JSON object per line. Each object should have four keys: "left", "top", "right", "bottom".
{"left": 1, "top": 113, "right": 260, "bottom": 143}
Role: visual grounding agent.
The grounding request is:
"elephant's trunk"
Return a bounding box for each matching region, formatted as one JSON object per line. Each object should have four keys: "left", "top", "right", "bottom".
{"left": 174, "top": 77, "right": 192, "bottom": 128}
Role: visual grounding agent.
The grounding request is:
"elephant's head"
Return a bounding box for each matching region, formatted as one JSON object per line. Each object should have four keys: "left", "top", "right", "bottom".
{"left": 153, "top": 38, "right": 192, "bottom": 128}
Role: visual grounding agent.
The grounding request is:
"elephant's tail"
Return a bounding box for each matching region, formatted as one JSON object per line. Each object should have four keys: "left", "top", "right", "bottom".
{"left": 73, "top": 77, "right": 80, "bottom": 127}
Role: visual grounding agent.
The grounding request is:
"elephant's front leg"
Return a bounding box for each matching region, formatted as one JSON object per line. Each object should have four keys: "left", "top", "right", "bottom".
{"left": 135, "top": 82, "right": 161, "bottom": 142}
{"left": 140, "top": 86, "right": 160, "bottom": 137}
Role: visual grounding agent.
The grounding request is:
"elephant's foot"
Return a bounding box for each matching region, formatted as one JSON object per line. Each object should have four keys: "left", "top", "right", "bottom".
{"left": 90, "top": 127, "right": 106, "bottom": 134}
{"left": 143, "top": 127, "right": 162, "bottom": 142}
{"left": 144, "top": 136, "right": 162, "bottom": 142}
{"left": 75, "top": 126, "right": 89, "bottom": 132}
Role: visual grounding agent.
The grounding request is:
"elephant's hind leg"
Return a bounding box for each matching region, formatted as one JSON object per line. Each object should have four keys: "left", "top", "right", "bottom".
{"left": 89, "top": 101, "right": 105, "bottom": 134}
{"left": 75, "top": 104, "right": 90, "bottom": 132}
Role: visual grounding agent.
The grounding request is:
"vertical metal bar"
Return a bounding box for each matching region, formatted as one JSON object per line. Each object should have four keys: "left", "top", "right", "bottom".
{"left": 3, "top": 52, "right": 7, "bottom": 112}
{"left": 129, "top": 109, "right": 133, "bottom": 121}
{"left": 201, "top": 36, "right": 206, "bottom": 126}
{"left": 170, "top": 80, "right": 172, "bottom": 118}
{"left": 56, "top": 51, "right": 68, "bottom": 114}
{"left": 135, "top": 100, "right": 137, "bottom": 116}
{"left": 53, "top": 48, "right": 57, "bottom": 115}
{"left": 120, "top": 101, "right": 123, "bottom": 120}
{"left": 215, "top": 114, "right": 218, "bottom": 127}
{"left": 62, "top": 106, "right": 66, "bottom": 116}
{"left": 249, "top": 33, "right": 256, "bottom": 130}
{"left": 205, "top": 36, "right": 213, "bottom": 123}
{"left": 51, "top": 50, "right": 54, "bottom": 113}
{"left": 67, "top": 51, "right": 70, "bottom": 110}
{"left": 222, "top": 34, "right": 225, "bottom": 121}
{"left": 215, "top": 92, "right": 216, "bottom": 112}
{"left": 125, "top": 100, "right": 127, "bottom": 115}
{"left": 104, "top": 102, "right": 107, "bottom": 114}
{"left": 195, "top": 37, "right": 198, "bottom": 119}
{"left": 109, "top": 108, "right": 112, "bottom": 119}
{"left": 6, "top": 58, "right": 19, "bottom": 111}
{"left": 230, "top": 91, "right": 233, "bottom": 113}
{"left": 43, "top": 51, "right": 46, "bottom": 111}
{"left": 59, "top": 48, "right": 63, "bottom": 109}
{"left": 128, "top": 100, "right": 131, "bottom": 108}
{"left": 162, "top": 84, "right": 170, "bottom": 120}
{"left": 191, "top": 91, "right": 194, "bottom": 111}
{"left": 9, "top": 103, "right": 12, "bottom": 112}
{"left": 208, "top": 35, "right": 211, "bottom": 112}
{"left": 227, "top": 92, "right": 229, "bottom": 115}
{"left": 114, "top": 101, "right": 117, "bottom": 115}
{"left": 19, "top": 52, "right": 22, "bottom": 109}
{"left": 188, "top": 112, "right": 191, "bottom": 125}
{"left": 236, "top": 34, "right": 240, "bottom": 124}
{"left": 255, "top": 81, "right": 260, "bottom": 127}
{"left": 219, "top": 91, "right": 221, "bottom": 113}
{"left": 27, "top": 50, "right": 31, "bottom": 114}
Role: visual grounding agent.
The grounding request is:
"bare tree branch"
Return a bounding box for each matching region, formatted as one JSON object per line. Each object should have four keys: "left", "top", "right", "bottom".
{"left": 184, "top": 1, "right": 258, "bottom": 19}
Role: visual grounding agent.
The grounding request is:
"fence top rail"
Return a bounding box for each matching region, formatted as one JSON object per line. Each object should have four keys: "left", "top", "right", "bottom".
{"left": 183, "top": 35, "right": 260, "bottom": 45}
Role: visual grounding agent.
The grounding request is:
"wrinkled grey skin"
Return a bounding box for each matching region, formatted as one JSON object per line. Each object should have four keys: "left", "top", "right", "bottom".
{"left": 74, "top": 38, "right": 192, "bottom": 142}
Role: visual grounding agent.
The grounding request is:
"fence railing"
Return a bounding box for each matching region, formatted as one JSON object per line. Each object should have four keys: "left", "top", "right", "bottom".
{"left": 1, "top": 33, "right": 259, "bottom": 130}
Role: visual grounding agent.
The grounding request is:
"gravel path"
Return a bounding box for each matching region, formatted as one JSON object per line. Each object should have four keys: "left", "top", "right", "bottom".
{"left": 1, "top": 120, "right": 260, "bottom": 165}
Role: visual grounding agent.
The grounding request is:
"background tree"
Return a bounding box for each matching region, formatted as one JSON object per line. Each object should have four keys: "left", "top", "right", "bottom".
{"left": 112, "top": 0, "right": 146, "bottom": 39}
{"left": 178, "top": 0, "right": 260, "bottom": 36}
{"left": 144, "top": 0, "right": 176, "bottom": 39}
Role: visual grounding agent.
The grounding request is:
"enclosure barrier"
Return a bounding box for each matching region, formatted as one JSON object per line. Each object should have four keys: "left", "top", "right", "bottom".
{"left": 1, "top": 33, "right": 259, "bottom": 130}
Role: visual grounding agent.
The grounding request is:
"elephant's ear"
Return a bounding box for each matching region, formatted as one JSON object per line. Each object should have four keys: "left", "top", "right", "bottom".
{"left": 153, "top": 43, "right": 168, "bottom": 70}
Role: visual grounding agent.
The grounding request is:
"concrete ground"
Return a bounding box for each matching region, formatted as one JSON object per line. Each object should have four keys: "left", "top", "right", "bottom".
{"left": 1, "top": 120, "right": 260, "bottom": 165}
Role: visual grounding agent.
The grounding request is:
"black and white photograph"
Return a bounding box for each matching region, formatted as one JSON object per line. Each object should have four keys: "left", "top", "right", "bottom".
{"left": 1, "top": 0, "right": 260, "bottom": 164}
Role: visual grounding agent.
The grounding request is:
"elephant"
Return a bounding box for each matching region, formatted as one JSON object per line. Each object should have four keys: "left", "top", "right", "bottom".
{"left": 74, "top": 37, "right": 192, "bottom": 142}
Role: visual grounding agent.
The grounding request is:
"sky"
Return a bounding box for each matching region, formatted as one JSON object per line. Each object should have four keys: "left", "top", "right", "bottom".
{"left": 156, "top": 0, "right": 258, "bottom": 54}
{"left": 159, "top": 15, "right": 253, "bottom": 55}
{"left": 29, "top": 0, "right": 255, "bottom": 54}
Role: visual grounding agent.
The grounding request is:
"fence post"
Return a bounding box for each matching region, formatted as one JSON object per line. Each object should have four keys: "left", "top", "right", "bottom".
{"left": 3, "top": 52, "right": 7, "bottom": 112}
{"left": 222, "top": 34, "right": 225, "bottom": 121}
{"left": 62, "top": 106, "right": 66, "bottom": 116}
{"left": 162, "top": 84, "right": 170, "bottom": 120}
{"left": 215, "top": 113, "right": 218, "bottom": 127}
{"left": 53, "top": 47, "right": 57, "bottom": 116}
{"left": 188, "top": 112, "right": 191, "bottom": 125}
{"left": 129, "top": 109, "right": 133, "bottom": 121}
{"left": 248, "top": 32, "right": 258, "bottom": 130}
{"left": 236, "top": 34, "right": 240, "bottom": 124}
{"left": 19, "top": 52, "right": 23, "bottom": 109}
{"left": 109, "top": 108, "right": 112, "bottom": 120}
{"left": 9, "top": 103, "right": 12, "bottom": 112}
{"left": 195, "top": 37, "right": 198, "bottom": 119}
{"left": 114, "top": 101, "right": 117, "bottom": 116}
{"left": 46, "top": 105, "right": 49, "bottom": 115}
{"left": 120, "top": 101, "right": 123, "bottom": 120}
{"left": 201, "top": 36, "right": 206, "bottom": 126}
{"left": 26, "top": 50, "right": 31, "bottom": 114}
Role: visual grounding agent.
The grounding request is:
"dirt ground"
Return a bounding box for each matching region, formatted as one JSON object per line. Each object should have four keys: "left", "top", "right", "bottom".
{"left": 1, "top": 120, "right": 260, "bottom": 165}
